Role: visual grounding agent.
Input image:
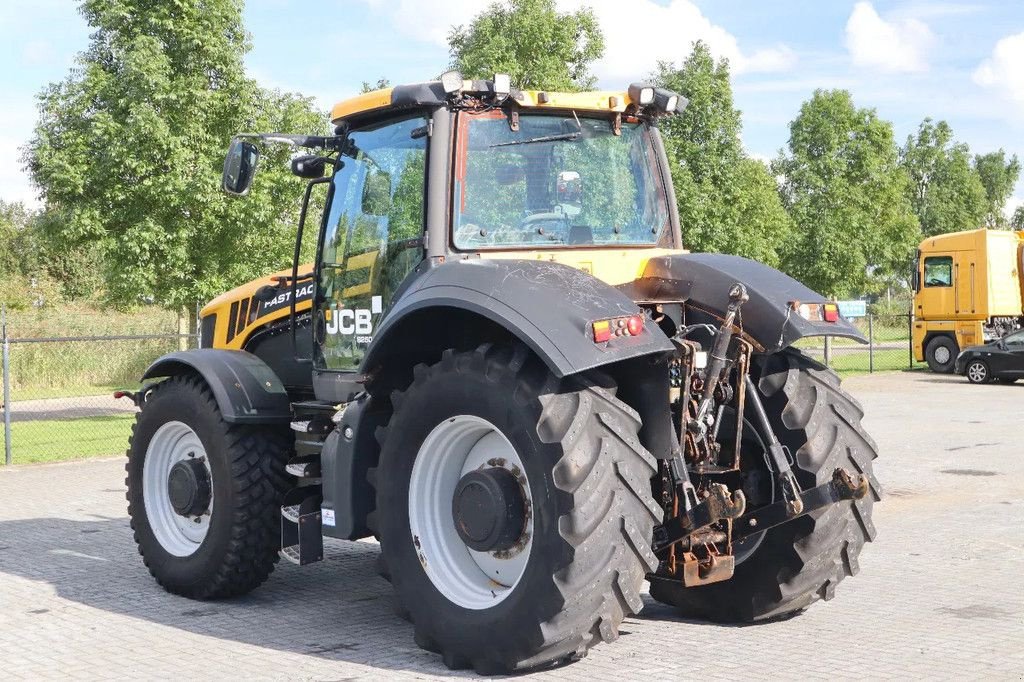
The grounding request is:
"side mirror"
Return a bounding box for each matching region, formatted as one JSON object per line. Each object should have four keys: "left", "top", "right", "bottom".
{"left": 291, "top": 155, "right": 328, "bottom": 179}
{"left": 222, "top": 138, "right": 260, "bottom": 196}
{"left": 556, "top": 170, "right": 582, "bottom": 217}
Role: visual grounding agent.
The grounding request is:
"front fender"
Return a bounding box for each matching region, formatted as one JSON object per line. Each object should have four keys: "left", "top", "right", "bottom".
{"left": 363, "top": 259, "right": 674, "bottom": 378}
{"left": 625, "top": 253, "right": 867, "bottom": 352}
{"left": 141, "top": 349, "right": 292, "bottom": 424}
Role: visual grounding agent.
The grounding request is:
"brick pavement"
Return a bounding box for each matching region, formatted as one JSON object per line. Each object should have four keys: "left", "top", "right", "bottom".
{"left": 1, "top": 370, "right": 1022, "bottom": 680}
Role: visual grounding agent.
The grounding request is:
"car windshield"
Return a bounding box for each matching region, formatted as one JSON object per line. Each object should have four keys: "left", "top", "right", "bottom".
{"left": 452, "top": 111, "right": 670, "bottom": 249}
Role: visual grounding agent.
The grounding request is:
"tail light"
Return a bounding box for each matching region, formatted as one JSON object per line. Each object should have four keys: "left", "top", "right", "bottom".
{"left": 593, "top": 314, "right": 645, "bottom": 344}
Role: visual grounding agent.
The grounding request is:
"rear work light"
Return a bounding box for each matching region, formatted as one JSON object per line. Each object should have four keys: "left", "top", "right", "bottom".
{"left": 593, "top": 314, "right": 645, "bottom": 343}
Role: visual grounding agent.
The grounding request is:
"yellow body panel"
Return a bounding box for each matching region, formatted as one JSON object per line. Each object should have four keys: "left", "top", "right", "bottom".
{"left": 912, "top": 228, "right": 1024, "bottom": 358}
{"left": 331, "top": 86, "right": 636, "bottom": 124}
{"left": 201, "top": 264, "right": 315, "bottom": 350}
{"left": 480, "top": 247, "right": 684, "bottom": 287}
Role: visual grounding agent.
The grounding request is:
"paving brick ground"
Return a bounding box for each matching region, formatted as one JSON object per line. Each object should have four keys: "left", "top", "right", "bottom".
{"left": 1, "top": 370, "right": 1022, "bottom": 680}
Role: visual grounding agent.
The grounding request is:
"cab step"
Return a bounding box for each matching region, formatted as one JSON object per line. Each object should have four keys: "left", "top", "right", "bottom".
{"left": 280, "top": 486, "right": 323, "bottom": 566}
{"left": 285, "top": 454, "right": 321, "bottom": 479}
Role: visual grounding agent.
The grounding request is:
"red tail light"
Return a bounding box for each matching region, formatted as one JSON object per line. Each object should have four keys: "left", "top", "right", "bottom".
{"left": 823, "top": 304, "right": 839, "bottom": 323}
{"left": 626, "top": 315, "right": 644, "bottom": 336}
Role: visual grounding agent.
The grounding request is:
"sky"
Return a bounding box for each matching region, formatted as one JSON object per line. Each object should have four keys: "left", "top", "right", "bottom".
{"left": 1, "top": 0, "right": 1022, "bottom": 217}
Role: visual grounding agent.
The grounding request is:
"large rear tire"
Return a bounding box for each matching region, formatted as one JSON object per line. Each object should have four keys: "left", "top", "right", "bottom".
{"left": 126, "top": 374, "right": 290, "bottom": 599}
{"left": 370, "top": 344, "right": 660, "bottom": 674}
{"left": 650, "top": 348, "right": 881, "bottom": 621}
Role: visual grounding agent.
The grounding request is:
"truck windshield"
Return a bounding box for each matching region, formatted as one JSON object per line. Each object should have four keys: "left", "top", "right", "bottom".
{"left": 453, "top": 111, "right": 670, "bottom": 249}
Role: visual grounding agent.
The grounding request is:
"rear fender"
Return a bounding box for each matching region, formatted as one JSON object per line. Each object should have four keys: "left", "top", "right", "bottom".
{"left": 362, "top": 259, "right": 674, "bottom": 378}
{"left": 623, "top": 253, "right": 867, "bottom": 352}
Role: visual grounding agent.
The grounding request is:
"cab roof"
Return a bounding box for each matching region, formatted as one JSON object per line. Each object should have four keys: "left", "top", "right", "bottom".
{"left": 330, "top": 79, "right": 643, "bottom": 124}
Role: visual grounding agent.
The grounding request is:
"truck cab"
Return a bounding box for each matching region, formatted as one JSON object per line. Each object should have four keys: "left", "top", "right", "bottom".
{"left": 912, "top": 228, "right": 1024, "bottom": 372}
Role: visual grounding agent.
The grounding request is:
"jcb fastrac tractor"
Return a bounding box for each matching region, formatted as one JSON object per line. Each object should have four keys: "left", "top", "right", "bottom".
{"left": 126, "top": 74, "right": 879, "bottom": 674}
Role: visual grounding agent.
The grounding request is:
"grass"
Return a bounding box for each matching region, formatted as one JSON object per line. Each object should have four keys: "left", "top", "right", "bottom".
{"left": 3, "top": 303, "right": 189, "bottom": 401}
{"left": 1, "top": 414, "right": 134, "bottom": 464}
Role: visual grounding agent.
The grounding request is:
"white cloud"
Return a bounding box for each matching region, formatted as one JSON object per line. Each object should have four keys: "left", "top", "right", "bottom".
{"left": 844, "top": 1, "right": 935, "bottom": 73}
{"left": 353, "top": 0, "right": 797, "bottom": 82}
{"left": 973, "top": 32, "right": 1024, "bottom": 110}
{"left": 1007, "top": 196, "right": 1023, "bottom": 221}
{"left": 558, "top": 0, "right": 796, "bottom": 80}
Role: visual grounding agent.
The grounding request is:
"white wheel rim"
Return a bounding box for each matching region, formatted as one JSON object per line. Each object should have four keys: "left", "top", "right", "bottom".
{"left": 934, "top": 346, "right": 951, "bottom": 365}
{"left": 143, "top": 421, "right": 213, "bottom": 557}
{"left": 408, "top": 415, "right": 534, "bottom": 610}
{"left": 967, "top": 363, "right": 986, "bottom": 382}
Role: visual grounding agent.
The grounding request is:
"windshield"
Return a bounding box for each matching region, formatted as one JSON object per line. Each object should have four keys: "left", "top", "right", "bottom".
{"left": 453, "top": 111, "right": 670, "bottom": 249}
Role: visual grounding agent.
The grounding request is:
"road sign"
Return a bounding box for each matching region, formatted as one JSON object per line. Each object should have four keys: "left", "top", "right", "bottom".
{"left": 837, "top": 300, "right": 867, "bottom": 318}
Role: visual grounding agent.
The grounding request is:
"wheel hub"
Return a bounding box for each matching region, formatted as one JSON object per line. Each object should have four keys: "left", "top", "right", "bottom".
{"left": 167, "top": 458, "right": 212, "bottom": 517}
{"left": 451, "top": 467, "right": 526, "bottom": 552}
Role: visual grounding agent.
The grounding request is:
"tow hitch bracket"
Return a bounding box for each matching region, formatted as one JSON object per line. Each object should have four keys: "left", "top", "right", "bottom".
{"left": 732, "top": 467, "right": 868, "bottom": 543}
{"left": 652, "top": 483, "right": 746, "bottom": 553}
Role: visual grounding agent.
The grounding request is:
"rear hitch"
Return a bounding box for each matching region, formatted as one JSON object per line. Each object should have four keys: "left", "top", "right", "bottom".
{"left": 652, "top": 483, "right": 745, "bottom": 553}
{"left": 732, "top": 467, "right": 868, "bottom": 543}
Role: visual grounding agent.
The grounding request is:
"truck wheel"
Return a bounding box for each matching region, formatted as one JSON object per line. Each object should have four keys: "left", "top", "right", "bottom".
{"left": 650, "top": 349, "right": 880, "bottom": 622}
{"left": 965, "top": 359, "right": 991, "bottom": 384}
{"left": 369, "top": 344, "right": 659, "bottom": 673}
{"left": 126, "top": 374, "right": 290, "bottom": 599}
{"left": 925, "top": 336, "right": 958, "bottom": 373}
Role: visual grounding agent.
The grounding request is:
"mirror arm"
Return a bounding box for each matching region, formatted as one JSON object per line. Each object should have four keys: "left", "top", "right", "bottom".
{"left": 291, "top": 177, "right": 332, "bottom": 364}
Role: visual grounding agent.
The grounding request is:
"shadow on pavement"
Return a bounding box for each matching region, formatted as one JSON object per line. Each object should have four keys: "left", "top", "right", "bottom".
{"left": 0, "top": 515, "right": 467, "bottom": 677}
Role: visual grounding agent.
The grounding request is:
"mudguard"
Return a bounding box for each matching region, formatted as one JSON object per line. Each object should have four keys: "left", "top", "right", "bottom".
{"left": 141, "top": 349, "right": 292, "bottom": 424}
{"left": 625, "top": 253, "right": 866, "bottom": 352}
{"left": 363, "top": 259, "right": 674, "bottom": 378}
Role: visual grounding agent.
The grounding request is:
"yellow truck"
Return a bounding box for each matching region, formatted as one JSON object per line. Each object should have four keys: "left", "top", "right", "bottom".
{"left": 913, "top": 228, "right": 1024, "bottom": 372}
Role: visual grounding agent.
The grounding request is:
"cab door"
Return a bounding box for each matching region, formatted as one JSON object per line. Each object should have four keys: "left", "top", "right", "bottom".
{"left": 953, "top": 251, "right": 977, "bottom": 316}
{"left": 918, "top": 253, "right": 955, "bottom": 319}
{"left": 313, "top": 114, "right": 429, "bottom": 386}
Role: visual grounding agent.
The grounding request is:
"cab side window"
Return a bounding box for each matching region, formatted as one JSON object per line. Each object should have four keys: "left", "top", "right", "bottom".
{"left": 923, "top": 256, "right": 952, "bottom": 288}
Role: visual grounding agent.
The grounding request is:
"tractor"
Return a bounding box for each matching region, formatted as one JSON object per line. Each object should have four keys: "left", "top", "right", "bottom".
{"left": 125, "top": 74, "right": 879, "bottom": 674}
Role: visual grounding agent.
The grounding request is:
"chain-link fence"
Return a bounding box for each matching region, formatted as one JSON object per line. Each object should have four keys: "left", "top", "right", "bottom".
{"left": 1, "top": 305, "right": 197, "bottom": 465}
{"left": 794, "top": 313, "right": 924, "bottom": 374}
{"left": 1, "top": 306, "right": 921, "bottom": 466}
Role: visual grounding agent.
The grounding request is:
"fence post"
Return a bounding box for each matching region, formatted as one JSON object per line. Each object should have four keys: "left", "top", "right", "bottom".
{"left": 908, "top": 312, "right": 913, "bottom": 369}
{"left": 824, "top": 335, "right": 832, "bottom": 368}
{"left": 2, "top": 305, "right": 12, "bottom": 466}
{"left": 868, "top": 314, "right": 874, "bottom": 373}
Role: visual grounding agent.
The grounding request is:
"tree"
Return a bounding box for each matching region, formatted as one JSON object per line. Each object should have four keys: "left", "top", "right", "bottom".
{"left": 973, "top": 150, "right": 1021, "bottom": 228}
{"left": 26, "top": 0, "right": 324, "bottom": 322}
{"left": 448, "top": 0, "right": 604, "bottom": 91}
{"left": 1012, "top": 205, "right": 1024, "bottom": 230}
{"left": 656, "top": 43, "right": 792, "bottom": 266}
{"left": 899, "top": 119, "right": 987, "bottom": 237}
{"left": 774, "top": 90, "right": 919, "bottom": 297}
{"left": 360, "top": 79, "right": 391, "bottom": 93}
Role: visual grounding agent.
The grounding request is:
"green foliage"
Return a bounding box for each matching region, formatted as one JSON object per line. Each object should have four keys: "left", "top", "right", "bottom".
{"left": 774, "top": 90, "right": 919, "bottom": 297}
{"left": 25, "top": 0, "right": 325, "bottom": 316}
{"left": 900, "top": 119, "right": 987, "bottom": 237}
{"left": 656, "top": 43, "right": 792, "bottom": 266}
{"left": 448, "top": 0, "right": 604, "bottom": 91}
{"left": 360, "top": 79, "right": 391, "bottom": 94}
{"left": 1012, "top": 205, "right": 1024, "bottom": 231}
{"left": 973, "top": 150, "right": 1021, "bottom": 228}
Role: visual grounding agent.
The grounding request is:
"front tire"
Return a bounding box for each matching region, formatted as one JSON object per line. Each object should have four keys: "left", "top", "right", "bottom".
{"left": 370, "top": 344, "right": 660, "bottom": 674}
{"left": 925, "top": 336, "right": 958, "bottom": 373}
{"left": 650, "top": 349, "right": 880, "bottom": 621}
{"left": 965, "top": 359, "right": 991, "bottom": 384}
{"left": 126, "top": 375, "right": 290, "bottom": 599}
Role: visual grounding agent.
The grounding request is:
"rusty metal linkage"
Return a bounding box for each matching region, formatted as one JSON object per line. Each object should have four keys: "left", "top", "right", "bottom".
{"left": 652, "top": 483, "right": 746, "bottom": 553}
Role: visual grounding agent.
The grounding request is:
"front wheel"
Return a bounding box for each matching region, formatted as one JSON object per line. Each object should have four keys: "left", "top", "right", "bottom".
{"left": 370, "top": 344, "right": 660, "bottom": 674}
{"left": 925, "top": 336, "right": 958, "bottom": 373}
{"left": 965, "top": 360, "right": 991, "bottom": 384}
{"left": 650, "top": 349, "right": 880, "bottom": 621}
{"left": 126, "top": 375, "right": 290, "bottom": 599}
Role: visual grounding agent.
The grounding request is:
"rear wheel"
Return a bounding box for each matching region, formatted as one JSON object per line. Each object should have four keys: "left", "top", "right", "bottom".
{"left": 650, "top": 349, "right": 880, "bottom": 622}
{"left": 126, "top": 375, "right": 290, "bottom": 599}
{"left": 925, "top": 336, "right": 958, "bottom": 373}
{"left": 370, "top": 344, "right": 660, "bottom": 673}
{"left": 965, "top": 360, "right": 991, "bottom": 384}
